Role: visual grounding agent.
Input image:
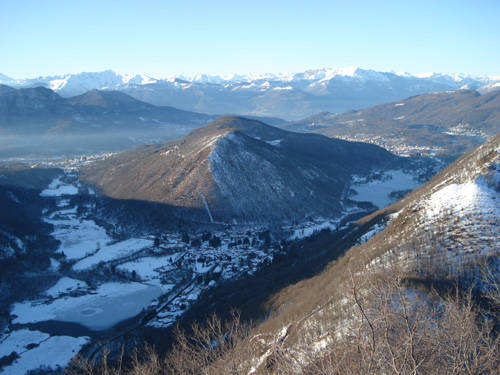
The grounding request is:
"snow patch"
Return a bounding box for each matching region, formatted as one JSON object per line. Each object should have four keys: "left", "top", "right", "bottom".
{"left": 72, "top": 238, "right": 153, "bottom": 271}
{"left": 47, "top": 217, "right": 111, "bottom": 260}
{"left": 40, "top": 178, "right": 78, "bottom": 197}
{"left": 0, "top": 329, "right": 49, "bottom": 358}
{"left": 289, "top": 220, "right": 337, "bottom": 240}
{"left": 265, "top": 139, "right": 282, "bottom": 146}
{"left": 0, "top": 334, "right": 89, "bottom": 375}
{"left": 44, "top": 277, "right": 89, "bottom": 298}
{"left": 117, "top": 255, "right": 176, "bottom": 287}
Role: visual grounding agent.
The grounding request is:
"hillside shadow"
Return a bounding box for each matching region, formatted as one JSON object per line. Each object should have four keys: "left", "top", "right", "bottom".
{"left": 139, "top": 209, "right": 386, "bottom": 354}
{"left": 89, "top": 194, "right": 227, "bottom": 235}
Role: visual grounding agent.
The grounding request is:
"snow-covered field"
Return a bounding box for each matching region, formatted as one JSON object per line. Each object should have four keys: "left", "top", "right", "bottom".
{"left": 117, "top": 255, "right": 176, "bottom": 285}
{"left": 44, "top": 277, "right": 89, "bottom": 298}
{"left": 41, "top": 175, "right": 113, "bottom": 261}
{"left": 288, "top": 220, "right": 338, "bottom": 240}
{"left": 48, "top": 216, "right": 111, "bottom": 260}
{"left": 3, "top": 173, "right": 290, "bottom": 372}
{"left": 2, "top": 167, "right": 387, "bottom": 373}
{"left": 72, "top": 238, "right": 153, "bottom": 271}
{"left": 351, "top": 170, "right": 418, "bottom": 209}
{"left": 0, "top": 329, "right": 89, "bottom": 374}
{"left": 40, "top": 177, "right": 79, "bottom": 197}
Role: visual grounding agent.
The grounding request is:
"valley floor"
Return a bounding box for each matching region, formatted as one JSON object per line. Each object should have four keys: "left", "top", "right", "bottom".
{"left": 0, "top": 156, "right": 427, "bottom": 374}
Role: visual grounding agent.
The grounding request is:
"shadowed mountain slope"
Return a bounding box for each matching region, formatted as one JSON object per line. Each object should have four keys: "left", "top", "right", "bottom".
{"left": 181, "top": 131, "right": 500, "bottom": 375}
{"left": 0, "top": 85, "right": 216, "bottom": 134}
{"left": 82, "top": 116, "right": 397, "bottom": 224}
{"left": 257, "top": 130, "right": 500, "bottom": 335}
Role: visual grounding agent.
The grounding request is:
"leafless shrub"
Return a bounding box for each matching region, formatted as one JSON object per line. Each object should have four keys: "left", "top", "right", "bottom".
{"left": 265, "top": 261, "right": 500, "bottom": 375}
{"left": 163, "top": 310, "right": 255, "bottom": 375}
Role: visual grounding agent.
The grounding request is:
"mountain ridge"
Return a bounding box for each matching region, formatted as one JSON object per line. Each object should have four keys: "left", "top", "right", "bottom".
{"left": 81, "top": 116, "right": 398, "bottom": 224}
{"left": 0, "top": 84, "right": 216, "bottom": 135}
{"left": 182, "top": 129, "right": 500, "bottom": 374}
{"left": 285, "top": 89, "right": 500, "bottom": 160}
{"left": 3, "top": 68, "right": 499, "bottom": 119}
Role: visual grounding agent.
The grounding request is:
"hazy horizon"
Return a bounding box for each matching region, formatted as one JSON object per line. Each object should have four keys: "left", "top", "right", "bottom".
{"left": 2, "top": 65, "right": 500, "bottom": 82}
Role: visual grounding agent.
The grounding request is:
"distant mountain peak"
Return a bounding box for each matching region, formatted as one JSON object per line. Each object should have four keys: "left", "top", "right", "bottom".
{"left": 67, "top": 88, "right": 139, "bottom": 108}
{"left": 3, "top": 68, "right": 500, "bottom": 119}
{"left": 0, "top": 73, "right": 15, "bottom": 85}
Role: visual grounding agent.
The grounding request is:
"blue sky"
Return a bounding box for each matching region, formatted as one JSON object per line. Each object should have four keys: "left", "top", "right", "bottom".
{"left": 1, "top": 0, "right": 499, "bottom": 78}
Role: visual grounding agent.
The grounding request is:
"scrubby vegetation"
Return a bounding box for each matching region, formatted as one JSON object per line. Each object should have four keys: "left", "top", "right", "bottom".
{"left": 68, "top": 252, "right": 500, "bottom": 374}
{"left": 68, "top": 133, "right": 500, "bottom": 374}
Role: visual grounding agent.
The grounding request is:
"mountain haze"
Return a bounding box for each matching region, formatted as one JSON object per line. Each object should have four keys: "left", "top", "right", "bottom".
{"left": 287, "top": 89, "right": 500, "bottom": 160}
{"left": 0, "top": 85, "right": 215, "bottom": 134}
{"left": 4, "top": 68, "right": 500, "bottom": 119}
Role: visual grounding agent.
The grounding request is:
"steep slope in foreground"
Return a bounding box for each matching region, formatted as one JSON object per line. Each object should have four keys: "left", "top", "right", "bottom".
{"left": 90, "top": 132, "right": 500, "bottom": 374}
{"left": 360, "top": 131, "right": 500, "bottom": 264}
{"left": 82, "top": 116, "right": 397, "bottom": 224}
{"left": 230, "top": 132, "right": 500, "bottom": 374}
{"left": 286, "top": 89, "right": 500, "bottom": 160}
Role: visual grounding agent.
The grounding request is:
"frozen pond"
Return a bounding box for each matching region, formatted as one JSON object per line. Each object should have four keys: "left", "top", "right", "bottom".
{"left": 351, "top": 170, "right": 418, "bottom": 209}
{"left": 11, "top": 282, "right": 163, "bottom": 331}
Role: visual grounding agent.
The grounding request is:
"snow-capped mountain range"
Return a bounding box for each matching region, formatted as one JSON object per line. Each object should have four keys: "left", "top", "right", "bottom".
{"left": 2, "top": 68, "right": 500, "bottom": 119}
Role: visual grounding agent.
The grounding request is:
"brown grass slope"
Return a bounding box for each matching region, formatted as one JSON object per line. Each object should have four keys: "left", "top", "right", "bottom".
{"left": 72, "top": 134, "right": 500, "bottom": 375}
{"left": 82, "top": 116, "right": 397, "bottom": 224}
{"left": 262, "top": 131, "right": 500, "bottom": 327}
{"left": 77, "top": 134, "right": 500, "bottom": 374}
{"left": 189, "top": 132, "right": 500, "bottom": 375}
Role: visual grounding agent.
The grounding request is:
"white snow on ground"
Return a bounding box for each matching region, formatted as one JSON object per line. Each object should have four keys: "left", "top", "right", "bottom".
{"left": 47, "top": 217, "right": 111, "bottom": 260}
{"left": 289, "top": 220, "right": 338, "bottom": 240}
{"left": 421, "top": 167, "right": 500, "bottom": 257}
{"left": 49, "top": 258, "right": 61, "bottom": 271}
{"left": 43, "top": 187, "right": 112, "bottom": 261}
{"left": 40, "top": 177, "right": 78, "bottom": 197}
{"left": 357, "top": 222, "right": 386, "bottom": 244}
{"left": 193, "top": 261, "right": 212, "bottom": 273}
{"left": 72, "top": 238, "right": 153, "bottom": 271}
{"left": 44, "top": 277, "right": 89, "bottom": 298}
{"left": 425, "top": 152, "right": 500, "bottom": 223}
{"left": 351, "top": 170, "right": 418, "bottom": 209}
{"left": 426, "top": 182, "right": 482, "bottom": 218}
{"left": 117, "top": 255, "right": 176, "bottom": 283}
{"left": 367, "top": 152, "right": 500, "bottom": 272}
{"left": 11, "top": 282, "right": 163, "bottom": 331}
{"left": 265, "top": 139, "right": 282, "bottom": 146}
{"left": 40, "top": 175, "right": 115, "bottom": 261}
{"left": 1, "top": 335, "right": 89, "bottom": 375}
{"left": 0, "top": 329, "right": 49, "bottom": 357}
